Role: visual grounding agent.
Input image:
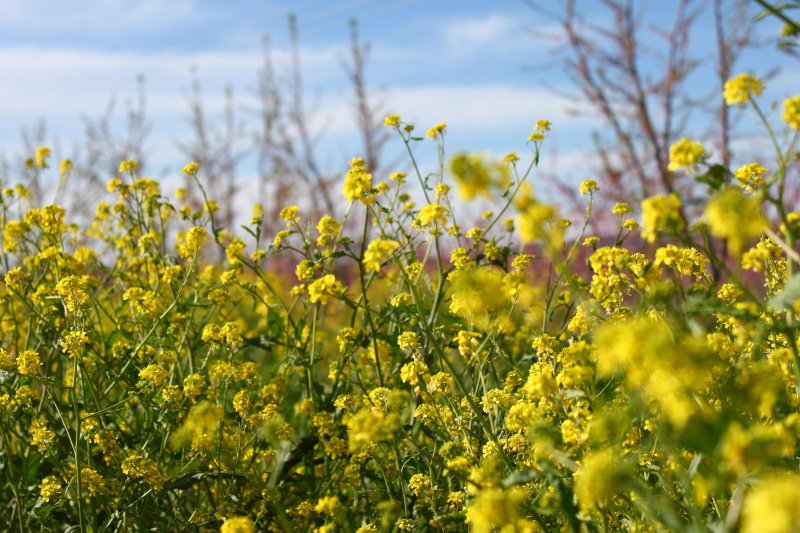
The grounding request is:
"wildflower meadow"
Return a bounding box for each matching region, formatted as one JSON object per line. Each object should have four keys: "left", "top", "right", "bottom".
{"left": 2, "top": 4, "right": 800, "bottom": 533}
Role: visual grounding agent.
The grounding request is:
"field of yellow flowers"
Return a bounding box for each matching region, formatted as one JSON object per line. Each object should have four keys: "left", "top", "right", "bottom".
{"left": 0, "top": 75, "right": 799, "bottom": 532}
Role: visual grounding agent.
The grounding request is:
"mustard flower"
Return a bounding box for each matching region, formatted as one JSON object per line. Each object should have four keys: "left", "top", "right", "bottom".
{"left": 383, "top": 114, "right": 401, "bottom": 127}
{"left": 59, "top": 330, "right": 89, "bottom": 358}
{"left": 705, "top": 187, "right": 766, "bottom": 255}
{"left": 233, "top": 390, "right": 252, "bottom": 417}
{"left": 723, "top": 73, "right": 764, "bottom": 105}
{"left": 34, "top": 146, "right": 51, "bottom": 169}
{"left": 782, "top": 95, "right": 800, "bottom": 129}
{"left": 55, "top": 275, "right": 92, "bottom": 314}
{"left": 220, "top": 516, "right": 255, "bottom": 533}
{"left": 414, "top": 203, "right": 449, "bottom": 229}
{"left": 734, "top": 163, "right": 767, "bottom": 192}
{"left": 527, "top": 131, "right": 544, "bottom": 142}
{"left": 59, "top": 159, "right": 73, "bottom": 174}
{"left": 30, "top": 417, "right": 55, "bottom": 451}
{"left": 138, "top": 364, "right": 168, "bottom": 388}
{"left": 307, "top": 274, "right": 344, "bottom": 304}
{"left": 316, "top": 215, "right": 340, "bottom": 247}
{"left": 182, "top": 161, "right": 199, "bottom": 175}
{"left": 226, "top": 237, "right": 246, "bottom": 265}
{"left": 336, "top": 327, "right": 356, "bottom": 353}
{"left": 363, "top": 238, "right": 400, "bottom": 273}
{"left": 314, "top": 495, "right": 339, "bottom": 516}
{"left": 502, "top": 152, "right": 519, "bottom": 164}
{"left": 449, "top": 153, "right": 507, "bottom": 200}
{"left": 273, "top": 229, "right": 291, "bottom": 248}
{"left": 179, "top": 226, "right": 208, "bottom": 258}
{"left": 342, "top": 157, "right": 373, "bottom": 203}
{"left": 579, "top": 179, "right": 599, "bottom": 195}
{"left": 465, "top": 487, "right": 531, "bottom": 533}
{"left": 118, "top": 159, "right": 139, "bottom": 174}
{"left": 408, "top": 473, "right": 431, "bottom": 496}
{"left": 573, "top": 447, "right": 634, "bottom": 513}
{"left": 641, "top": 193, "right": 684, "bottom": 242}
{"left": 397, "top": 331, "right": 420, "bottom": 353}
{"left": 426, "top": 122, "right": 447, "bottom": 138}
{"left": 279, "top": 205, "right": 300, "bottom": 225}
{"left": 741, "top": 475, "right": 800, "bottom": 533}
{"left": 4, "top": 266, "right": 27, "bottom": 291}
{"left": 16, "top": 350, "right": 41, "bottom": 376}
{"left": 667, "top": 138, "right": 706, "bottom": 172}
{"left": 39, "top": 476, "right": 62, "bottom": 503}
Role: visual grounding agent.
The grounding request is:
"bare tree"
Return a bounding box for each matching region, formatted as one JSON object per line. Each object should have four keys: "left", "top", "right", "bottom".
{"left": 527, "top": 0, "right": 758, "bottom": 230}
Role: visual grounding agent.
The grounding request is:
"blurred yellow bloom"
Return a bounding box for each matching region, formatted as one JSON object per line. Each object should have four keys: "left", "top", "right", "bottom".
{"left": 723, "top": 73, "right": 764, "bottom": 105}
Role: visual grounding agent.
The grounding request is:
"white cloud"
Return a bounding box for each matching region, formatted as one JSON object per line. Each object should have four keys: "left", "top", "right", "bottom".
{"left": 0, "top": 45, "right": 345, "bottom": 120}
{"left": 443, "top": 13, "right": 518, "bottom": 52}
{"left": 0, "top": 0, "right": 199, "bottom": 35}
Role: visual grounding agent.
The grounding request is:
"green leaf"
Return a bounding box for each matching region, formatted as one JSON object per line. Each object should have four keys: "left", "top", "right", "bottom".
{"left": 694, "top": 164, "right": 730, "bottom": 191}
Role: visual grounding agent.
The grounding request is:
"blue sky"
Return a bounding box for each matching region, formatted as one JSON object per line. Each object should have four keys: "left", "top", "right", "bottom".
{"left": 0, "top": 0, "right": 795, "bottom": 201}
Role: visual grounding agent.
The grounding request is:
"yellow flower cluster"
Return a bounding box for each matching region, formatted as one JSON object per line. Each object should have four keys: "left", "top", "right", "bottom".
{"left": 342, "top": 157, "right": 373, "bottom": 203}
{"left": 2, "top": 69, "right": 799, "bottom": 532}
{"left": 667, "top": 138, "right": 706, "bottom": 172}
{"left": 723, "top": 73, "right": 764, "bottom": 105}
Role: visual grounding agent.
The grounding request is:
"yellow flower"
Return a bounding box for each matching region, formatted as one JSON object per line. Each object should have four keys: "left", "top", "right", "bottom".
{"left": 723, "top": 73, "right": 764, "bottom": 105}
{"left": 170, "top": 401, "right": 224, "bottom": 450}
{"left": 138, "top": 364, "right": 169, "bottom": 387}
{"left": 39, "top": 476, "right": 62, "bottom": 503}
{"left": 34, "top": 146, "right": 51, "bottom": 169}
{"left": 573, "top": 447, "right": 634, "bottom": 512}
{"left": 517, "top": 198, "right": 561, "bottom": 249}
{"left": 279, "top": 205, "right": 300, "bottom": 224}
{"left": 16, "top": 350, "right": 41, "bottom": 376}
{"left": 734, "top": 163, "right": 767, "bottom": 192}
{"left": 449, "top": 153, "right": 508, "bottom": 200}
{"left": 182, "top": 161, "right": 199, "bottom": 175}
{"left": 579, "top": 179, "right": 599, "bottom": 195}
{"left": 668, "top": 138, "right": 706, "bottom": 172}
{"left": 397, "top": 331, "right": 420, "bottom": 353}
{"left": 60, "top": 330, "right": 89, "bottom": 358}
{"left": 465, "top": 487, "right": 531, "bottom": 533}
{"left": 502, "top": 152, "right": 519, "bottom": 164}
{"left": 384, "top": 114, "right": 401, "bottom": 127}
{"left": 226, "top": 237, "right": 246, "bottom": 264}
{"left": 363, "top": 238, "right": 400, "bottom": 273}
{"left": 220, "top": 516, "right": 254, "bottom": 533}
{"left": 705, "top": 187, "right": 766, "bottom": 255}
{"left": 641, "top": 193, "right": 684, "bottom": 242}
{"left": 179, "top": 226, "right": 208, "bottom": 258}
{"left": 414, "top": 203, "right": 449, "bottom": 229}
{"left": 426, "top": 122, "right": 447, "bottom": 138}
{"left": 448, "top": 267, "right": 510, "bottom": 330}
{"left": 408, "top": 473, "right": 431, "bottom": 496}
{"left": 782, "top": 95, "right": 800, "bottom": 129}
{"left": 314, "top": 495, "right": 339, "bottom": 516}
{"left": 307, "top": 274, "right": 344, "bottom": 304}
{"left": 612, "top": 202, "right": 632, "bottom": 215}
{"left": 233, "top": 390, "right": 252, "bottom": 417}
{"left": 342, "top": 157, "right": 373, "bottom": 203}
{"left": 741, "top": 474, "right": 800, "bottom": 533}
{"left": 59, "top": 159, "right": 73, "bottom": 174}
{"left": 30, "top": 417, "right": 55, "bottom": 451}
{"left": 119, "top": 159, "right": 139, "bottom": 174}
{"left": 316, "top": 215, "right": 341, "bottom": 247}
